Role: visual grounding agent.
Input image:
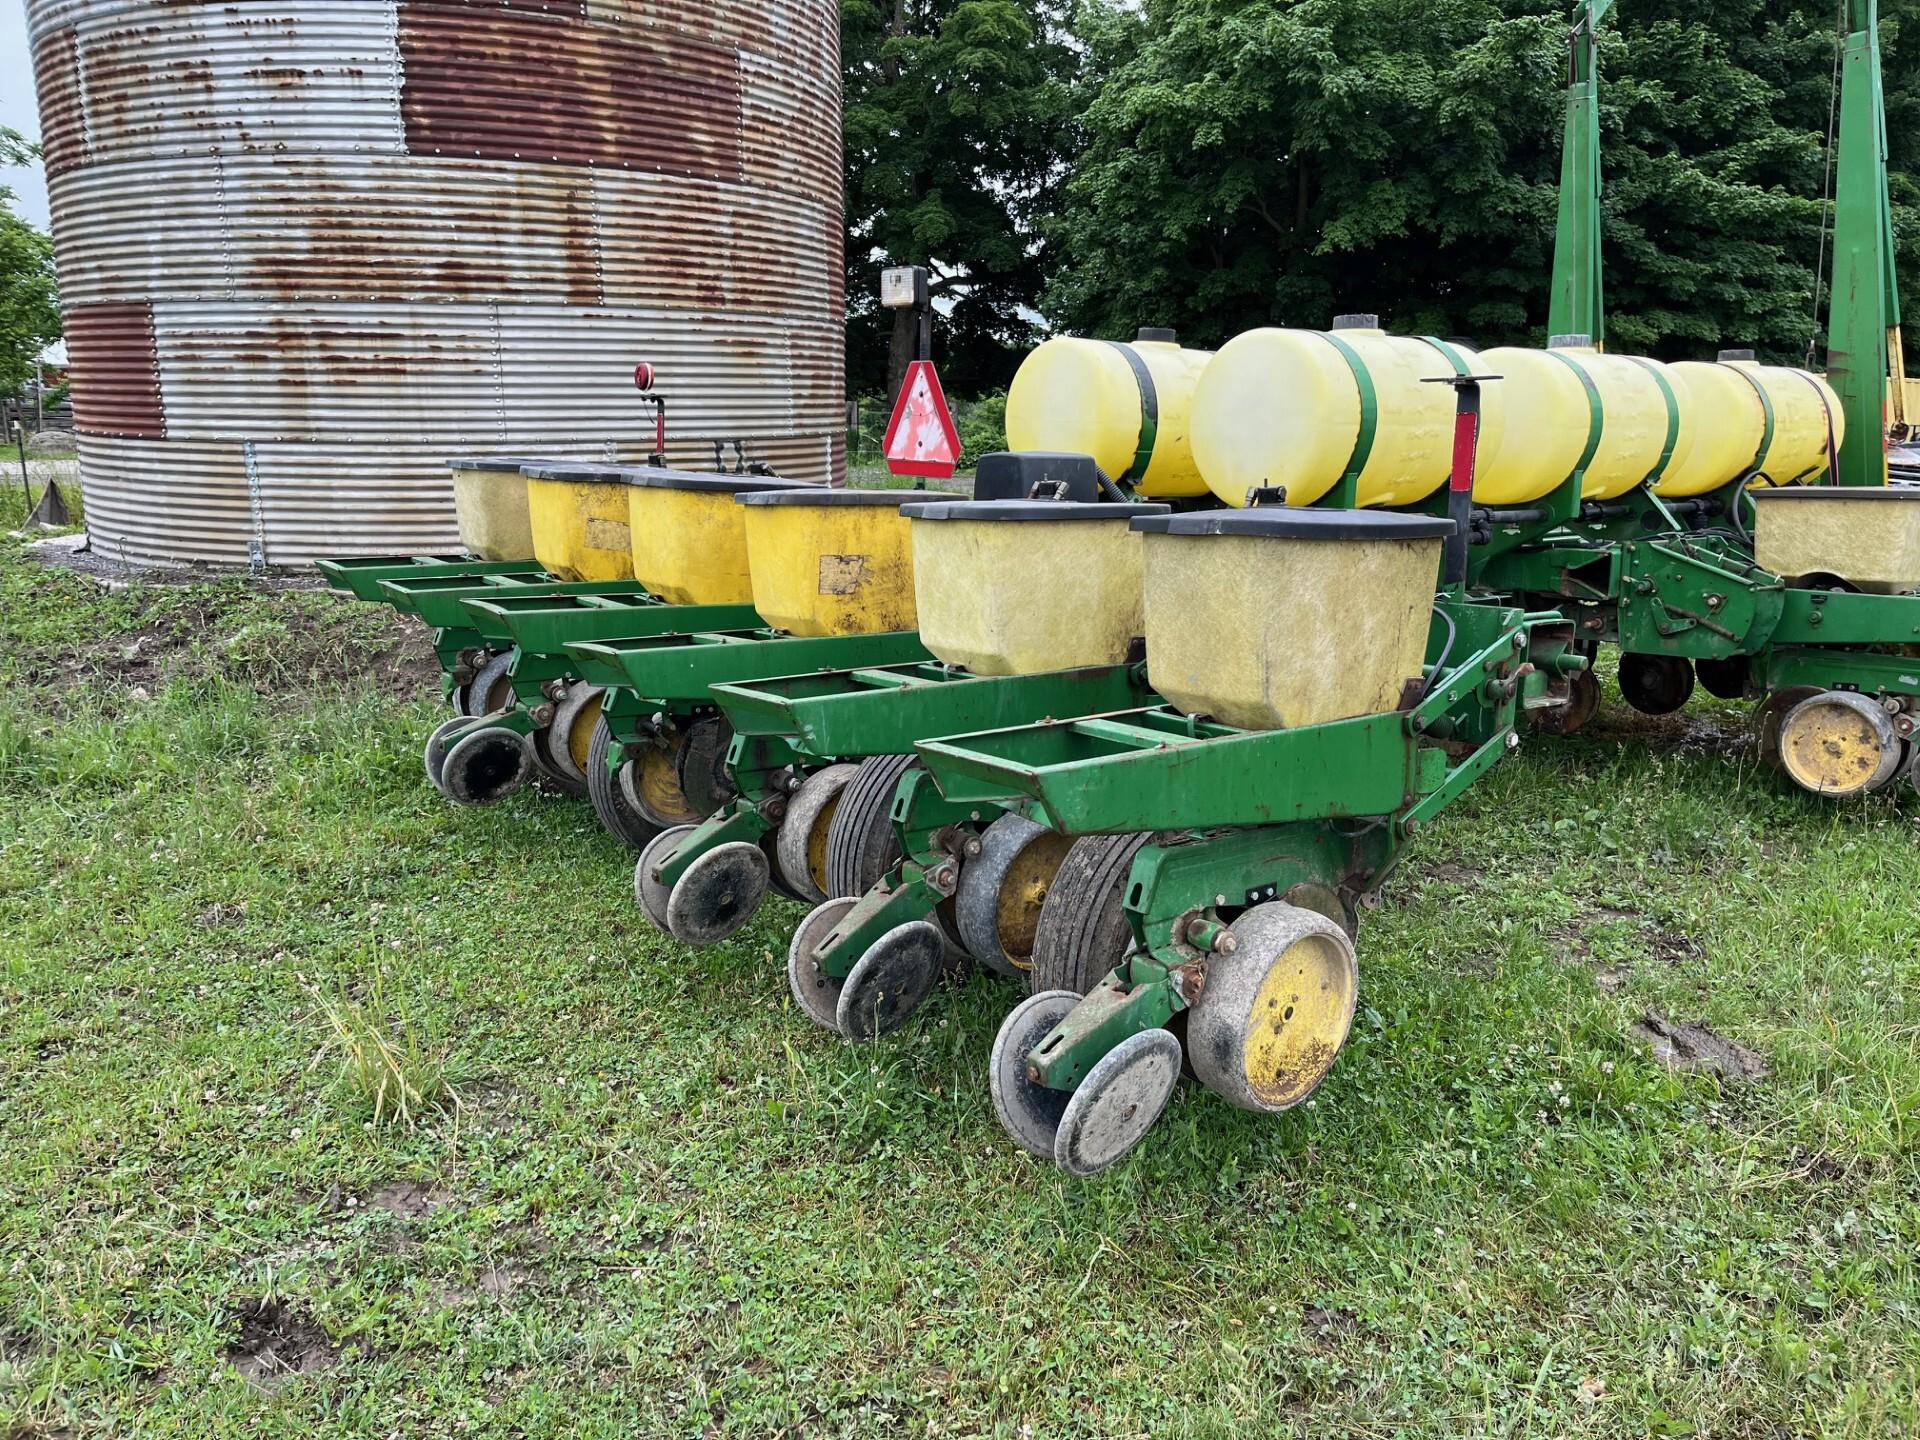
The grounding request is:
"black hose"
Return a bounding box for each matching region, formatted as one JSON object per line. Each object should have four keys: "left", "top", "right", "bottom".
{"left": 1417, "top": 602, "right": 1458, "bottom": 703}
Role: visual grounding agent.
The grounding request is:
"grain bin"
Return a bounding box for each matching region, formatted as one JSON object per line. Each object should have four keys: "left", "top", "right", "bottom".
{"left": 26, "top": 0, "right": 845, "bottom": 567}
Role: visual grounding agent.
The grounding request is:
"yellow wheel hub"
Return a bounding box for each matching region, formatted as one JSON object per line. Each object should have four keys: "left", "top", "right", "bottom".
{"left": 1778, "top": 691, "right": 1900, "bottom": 797}
{"left": 1241, "top": 931, "right": 1358, "bottom": 1109}
{"left": 803, "top": 792, "right": 843, "bottom": 896}
{"left": 566, "top": 692, "right": 604, "bottom": 774}
{"left": 992, "top": 830, "right": 1072, "bottom": 971}
{"left": 636, "top": 745, "right": 702, "bottom": 824}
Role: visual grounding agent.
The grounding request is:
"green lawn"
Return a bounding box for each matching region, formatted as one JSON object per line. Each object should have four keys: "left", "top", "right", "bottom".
{"left": 1, "top": 491, "right": 1916, "bottom": 1438}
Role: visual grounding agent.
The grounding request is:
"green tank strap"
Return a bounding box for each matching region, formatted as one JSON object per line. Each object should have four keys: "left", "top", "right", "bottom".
{"left": 1720, "top": 361, "right": 1778, "bottom": 480}
{"left": 1622, "top": 356, "right": 1682, "bottom": 484}
{"left": 1417, "top": 335, "right": 1471, "bottom": 376}
{"left": 1102, "top": 341, "right": 1160, "bottom": 484}
{"left": 1319, "top": 331, "right": 1380, "bottom": 497}
{"left": 1544, "top": 349, "right": 1607, "bottom": 481}
{"left": 1785, "top": 367, "right": 1842, "bottom": 483}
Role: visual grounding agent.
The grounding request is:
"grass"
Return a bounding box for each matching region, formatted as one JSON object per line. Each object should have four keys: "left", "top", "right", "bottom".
{"left": 0, "top": 490, "right": 1917, "bottom": 1436}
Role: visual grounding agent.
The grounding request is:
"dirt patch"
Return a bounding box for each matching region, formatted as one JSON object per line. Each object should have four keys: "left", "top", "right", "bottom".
{"left": 362, "top": 1181, "right": 452, "bottom": 1218}
{"left": 1629, "top": 1011, "right": 1769, "bottom": 1082}
{"left": 223, "top": 1298, "right": 339, "bottom": 1391}
{"left": 1551, "top": 905, "right": 1702, "bottom": 990}
{"left": 196, "top": 902, "right": 249, "bottom": 929}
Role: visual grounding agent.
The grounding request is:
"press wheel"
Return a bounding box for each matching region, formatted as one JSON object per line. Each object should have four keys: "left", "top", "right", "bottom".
{"left": 1053, "top": 1029, "right": 1183, "bottom": 1178}
{"left": 465, "top": 650, "right": 518, "bottom": 717}
{"left": 634, "top": 824, "right": 696, "bottom": 933}
{"left": 587, "top": 716, "right": 663, "bottom": 851}
{"left": 1777, "top": 690, "right": 1904, "bottom": 797}
{"left": 787, "top": 897, "right": 857, "bottom": 1031}
{"left": 1754, "top": 685, "right": 1824, "bottom": 772}
{"left": 989, "top": 989, "right": 1080, "bottom": 1159}
{"left": 774, "top": 763, "right": 859, "bottom": 904}
{"left": 1530, "top": 668, "right": 1599, "bottom": 738}
{"left": 423, "top": 715, "right": 471, "bottom": 794}
{"left": 1187, "top": 901, "right": 1358, "bottom": 1113}
{"left": 834, "top": 921, "right": 948, "bottom": 1041}
{"left": 1030, "top": 834, "right": 1150, "bottom": 995}
{"left": 546, "top": 685, "right": 605, "bottom": 788}
{"left": 440, "top": 727, "right": 534, "bottom": 807}
{"left": 956, "top": 813, "right": 1073, "bottom": 980}
{"left": 666, "top": 842, "right": 771, "bottom": 946}
{"left": 824, "top": 754, "right": 916, "bottom": 898}
{"left": 1618, "top": 652, "right": 1695, "bottom": 716}
{"left": 624, "top": 740, "right": 706, "bottom": 829}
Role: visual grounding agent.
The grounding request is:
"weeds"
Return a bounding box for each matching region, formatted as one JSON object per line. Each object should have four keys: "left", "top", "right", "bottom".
{"left": 306, "top": 966, "right": 458, "bottom": 1130}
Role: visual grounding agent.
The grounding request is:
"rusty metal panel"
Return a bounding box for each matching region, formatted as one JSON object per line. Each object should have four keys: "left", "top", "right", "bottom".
{"left": 26, "top": 0, "right": 845, "bottom": 567}
{"left": 64, "top": 302, "right": 164, "bottom": 437}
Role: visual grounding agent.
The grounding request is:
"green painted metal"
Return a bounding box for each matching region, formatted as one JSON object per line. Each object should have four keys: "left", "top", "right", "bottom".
{"left": 317, "top": 556, "right": 542, "bottom": 601}
{"left": 1318, "top": 330, "right": 1380, "bottom": 510}
{"left": 1548, "top": 0, "right": 1612, "bottom": 345}
{"left": 466, "top": 596, "right": 759, "bottom": 652}
{"left": 376, "top": 575, "right": 645, "bottom": 627}
{"left": 566, "top": 630, "right": 931, "bottom": 706}
{"left": 712, "top": 663, "right": 1152, "bottom": 757}
{"left": 1827, "top": 0, "right": 1899, "bottom": 487}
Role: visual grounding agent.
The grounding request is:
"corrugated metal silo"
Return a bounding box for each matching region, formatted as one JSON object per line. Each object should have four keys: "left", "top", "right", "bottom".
{"left": 25, "top": 0, "right": 846, "bottom": 567}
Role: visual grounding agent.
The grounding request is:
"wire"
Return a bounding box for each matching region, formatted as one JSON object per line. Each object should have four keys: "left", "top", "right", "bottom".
{"left": 1808, "top": 0, "right": 1847, "bottom": 366}
{"left": 1417, "top": 602, "right": 1458, "bottom": 702}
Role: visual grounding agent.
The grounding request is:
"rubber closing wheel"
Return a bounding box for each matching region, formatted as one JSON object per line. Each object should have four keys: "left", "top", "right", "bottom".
{"left": 1695, "top": 655, "right": 1750, "bottom": 702}
{"left": 1031, "top": 834, "right": 1150, "bottom": 995}
{"left": 1777, "top": 690, "right": 1905, "bottom": 797}
{"left": 957, "top": 813, "right": 1073, "bottom": 980}
{"left": 835, "top": 921, "right": 947, "bottom": 1041}
{"left": 465, "top": 650, "right": 518, "bottom": 717}
{"left": 588, "top": 717, "right": 663, "bottom": 851}
{"left": 787, "top": 897, "right": 856, "bottom": 1030}
{"left": 1053, "top": 1028, "right": 1183, "bottom": 1178}
{"left": 666, "top": 842, "right": 771, "bottom": 946}
{"left": 1530, "top": 668, "right": 1599, "bottom": 738}
{"left": 1618, "top": 653, "right": 1695, "bottom": 716}
{"left": 825, "top": 754, "right": 916, "bottom": 898}
{"left": 423, "top": 715, "right": 472, "bottom": 794}
{"left": 529, "top": 726, "right": 588, "bottom": 797}
{"left": 676, "top": 716, "right": 736, "bottom": 819}
{"left": 634, "top": 823, "right": 696, "bottom": 933}
{"left": 441, "top": 727, "right": 534, "bottom": 807}
{"left": 774, "top": 764, "right": 859, "bottom": 904}
{"left": 989, "top": 990, "right": 1080, "bottom": 1158}
{"left": 1188, "top": 902, "right": 1358, "bottom": 1113}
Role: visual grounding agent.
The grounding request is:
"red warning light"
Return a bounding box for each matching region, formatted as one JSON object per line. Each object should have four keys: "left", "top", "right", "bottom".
{"left": 633, "top": 362, "right": 657, "bottom": 392}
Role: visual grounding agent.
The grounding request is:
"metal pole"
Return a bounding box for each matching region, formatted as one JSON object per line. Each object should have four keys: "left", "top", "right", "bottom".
{"left": 13, "top": 422, "right": 29, "bottom": 512}
{"left": 1548, "top": 0, "right": 1613, "bottom": 347}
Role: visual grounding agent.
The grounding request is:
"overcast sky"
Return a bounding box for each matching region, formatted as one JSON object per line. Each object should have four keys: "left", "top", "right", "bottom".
{"left": 3, "top": 2, "right": 52, "bottom": 230}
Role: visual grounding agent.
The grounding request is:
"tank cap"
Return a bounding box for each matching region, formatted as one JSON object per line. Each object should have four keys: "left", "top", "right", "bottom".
{"left": 1548, "top": 333, "right": 1593, "bottom": 350}
{"left": 1134, "top": 327, "right": 1178, "bottom": 344}
{"left": 1717, "top": 348, "right": 1757, "bottom": 362}
{"left": 1331, "top": 313, "right": 1379, "bottom": 331}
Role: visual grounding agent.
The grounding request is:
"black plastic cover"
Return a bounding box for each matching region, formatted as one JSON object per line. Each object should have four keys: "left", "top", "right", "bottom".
{"left": 620, "top": 468, "right": 818, "bottom": 493}
{"left": 519, "top": 463, "right": 632, "bottom": 483}
{"left": 901, "top": 500, "right": 1170, "bottom": 523}
{"left": 1750, "top": 485, "right": 1916, "bottom": 502}
{"left": 1130, "top": 508, "right": 1455, "bottom": 540}
{"left": 736, "top": 488, "right": 916, "bottom": 507}
{"left": 451, "top": 456, "right": 567, "bottom": 471}
{"left": 971, "top": 451, "right": 1107, "bottom": 503}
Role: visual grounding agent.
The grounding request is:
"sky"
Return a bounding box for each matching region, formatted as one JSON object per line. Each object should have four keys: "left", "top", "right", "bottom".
{"left": 3, "top": 1, "right": 51, "bottom": 230}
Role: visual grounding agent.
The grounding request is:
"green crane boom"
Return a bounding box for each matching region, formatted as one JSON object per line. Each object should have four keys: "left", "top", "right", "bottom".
{"left": 1827, "top": 0, "right": 1901, "bottom": 485}
{"left": 1547, "top": 0, "right": 1613, "bottom": 347}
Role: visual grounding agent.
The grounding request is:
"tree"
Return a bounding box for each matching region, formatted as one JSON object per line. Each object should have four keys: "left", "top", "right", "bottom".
{"left": 0, "top": 128, "right": 61, "bottom": 400}
{"left": 842, "top": 0, "right": 1074, "bottom": 401}
{"left": 1040, "top": 0, "right": 1918, "bottom": 364}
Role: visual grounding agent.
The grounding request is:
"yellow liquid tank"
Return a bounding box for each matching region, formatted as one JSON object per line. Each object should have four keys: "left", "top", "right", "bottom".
{"left": 1005, "top": 330, "right": 1213, "bottom": 498}
{"left": 521, "top": 463, "right": 637, "bottom": 582}
{"left": 626, "top": 471, "right": 814, "bottom": 606}
{"left": 1659, "top": 354, "right": 1844, "bottom": 497}
{"left": 738, "top": 490, "right": 917, "bottom": 637}
{"left": 1481, "top": 344, "right": 1673, "bottom": 502}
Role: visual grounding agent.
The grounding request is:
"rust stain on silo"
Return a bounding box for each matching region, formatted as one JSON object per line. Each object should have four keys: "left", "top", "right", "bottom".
{"left": 66, "top": 303, "right": 166, "bottom": 438}
{"left": 396, "top": 3, "right": 744, "bottom": 183}
{"left": 32, "top": 27, "right": 87, "bottom": 177}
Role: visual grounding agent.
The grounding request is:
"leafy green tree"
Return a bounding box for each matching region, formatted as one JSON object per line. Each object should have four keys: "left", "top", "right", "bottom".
{"left": 1041, "top": 0, "right": 1918, "bottom": 364}
{"left": 842, "top": 0, "right": 1074, "bottom": 401}
{"left": 0, "top": 128, "right": 61, "bottom": 400}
